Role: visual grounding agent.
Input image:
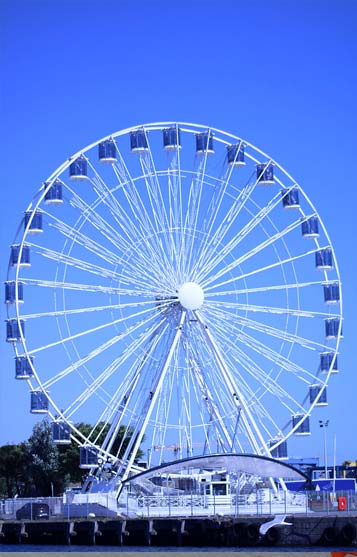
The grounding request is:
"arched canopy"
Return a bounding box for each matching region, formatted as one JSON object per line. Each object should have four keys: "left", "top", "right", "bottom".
{"left": 124, "top": 453, "right": 308, "bottom": 485}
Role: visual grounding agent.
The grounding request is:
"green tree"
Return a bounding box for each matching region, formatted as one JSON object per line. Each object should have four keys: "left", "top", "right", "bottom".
{"left": 0, "top": 443, "right": 28, "bottom": 498}
{"left": 58, "top": 422, "right": 144, "bottom": 487}
{"left": 25, "top": 420, "right": 60, "bottom": 496}
{"left": 0, "top": 420, "right": 144, "bottom": 497}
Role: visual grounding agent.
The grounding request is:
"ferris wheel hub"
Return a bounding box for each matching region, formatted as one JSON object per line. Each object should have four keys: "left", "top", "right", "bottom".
{"left": 178, "top": 282, "right": 204, "bottom": 310}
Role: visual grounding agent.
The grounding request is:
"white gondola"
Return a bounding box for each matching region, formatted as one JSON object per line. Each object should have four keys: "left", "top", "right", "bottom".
{"left": 98, "top": 139, "right": 117, "bottom": 163}
{"left": 69, "top": 155, "right": 88, "bottom": 180}
{"left": 227, "top": 143, "right": 245, "bottom": 166}
{"left": 309, "top": 385, "right": 328, "bottom": 406}
{"left": 325, "top": 318, "right": 342, "bottom": 339}
{"left": 195, "top": 131, "right": 214, "bottom": 155}
{"left": 10, "top": 244, "right": 30, "bottom": 267}
{"left": 130, "top": 130, "right": 148, "bottom": 153}
{"left": 323, "top": 282, "right": 340, "bottom": 304}
{"left": 52, "top": 421, "right": 71, "bottom": 444}
{"left": 320, "top": 352, "right": 338, "bottom": 374}
{"left": 5, "top": 281, "right": 24, "bottom": 304}
{"left": 292, "top": 414, "right": 310, "bottom": 435}
{"left": 44, "top": 179, "right": 63, "bottom": 204}
{"left": 315, "top": 247, "right": 333, "bottom": 270}
{"left": 15, "top": 356, "right": 34, "bottom": 379}
{"left": 256, "top": 162, "right": 274, "bottom": 185}
{"left": 30, "top": 390, "right": 49, "bottom": 414}
{"left": 301, "top": 216, "right": 319, "bottom": 238}
{"left": 269, "top": 439, "right": 288, "bottom": 460}
{"left": 80, "top": 445, "right": 99, "bottom": 469}
{"left": 24, "top": 210, "right": 43, "bottom": 234}
{"left": 281, "top": 187, "right": 300, "bottom": 209}
{"left": 6, "top": 319, "right": 24, "bottom": 342}
{"left": 163, "top": 127, "right": 181, "bottom": 150}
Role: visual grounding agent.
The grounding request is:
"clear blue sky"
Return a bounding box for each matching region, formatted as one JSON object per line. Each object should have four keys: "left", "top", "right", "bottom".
{"left": 1, "top": 0, "right": 356, "bottom": 466}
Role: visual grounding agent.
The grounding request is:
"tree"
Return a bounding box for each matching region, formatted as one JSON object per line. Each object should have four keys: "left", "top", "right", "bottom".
{"left": 0, "top": 443, "right": 28, "bottom": 498}
{"left": 25, "top": 420, "right": 60, "bottom": 496}
{"left": 58, "top": 422, "right": 144, "bottom": 487}
{"left": 0, "top": 419, "right": 145, "bottom": 497}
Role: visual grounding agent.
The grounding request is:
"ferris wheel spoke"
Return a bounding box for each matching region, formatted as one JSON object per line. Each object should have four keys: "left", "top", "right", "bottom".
{"left": 194, "top": 167, "right": 278, "bottom": 282}
{"left": 119, "top": 311, "right": 186, "bottom": 481}
{"left": 90, "top": 176, "right": 146, "bottom": 249}
{"left": 21, "top": 278, "right": 154, "bottom": 297}
{"left": 183, "top": 334, "right": 235, "bottom": 450}
{"left": 66, "top": 181, "right": 176, "bottom": 286}
{"left": 111, "top": 347, "right": 170, "bottom": 459}
{"left": 113, "top": 151, "right": 174, "bottom": 276}
{"left": 188, "top": 328, "right": 238, "bottom": 421}
{"left": 47, "top": 211, "right": 120, "bottom": 265}
{"left": 192, "top": 174, "right": 257, "bottom": 280}
{"left": 47, "top": 211, "right": 162, "bottom": 288}
{"left": 204, "top": 245, "right": 321, "bottom": 292}
{"left": 191, "top": 163, "right": 237, "bottom": 279}
{"left": 121, "top": 327, "right": 173, "bottom": 438}
{"left": 203, "top": 337, "right": 278, "bottom": 445}
{"left": 133, "top": 169, "right": 171, "bottom": 270}
{"left": 195, "top": 310, "right": 273, "bottom": 456}
{"left": 44, "top": 315, "right": 164, "bottom": 408}
{"left": 89, "top": 322, "right": 171, "bottom": 456}
{"left": 87, "top": 159, "right": 150, "bottom": 245}
{"left": 99, "top": 320, "right": 168, "bottom": 433}
{"left": 166, "top": 155, "right": 184, "bottom": 278}
{"left": 207, "top": 306, "right": 321, "bottom": 382}
{"left": 29, "top": 242, "right": 123, "bottom": 282}
{"left": 211, "top": 319, "right": 307, "bottom": 416}
{"left": 29, "top": 241, "right": 163, "bottom": 292}
{"left": 167, "top": 154, "right": 183, "bottom": 224}
{"left": 206, "top": 299, "right": 338, "bottom": 319}
{"left": 21, "top": 299, "right": 155, "bottom": 320}
{"left": 183, "top": 151, "right": 211, "bottom": 276}
{"left": 151, "top": 348, "right": 190, "bottom": 460}
{"left": 42, "top": 328, "right": 134, "bottom": 390}
{"left": 139, "top": 139, "right": 176, "bottom": 264}
{"left": 196, "top": 186, "right": 300, "bottom": 285}
{"left": 236, "top": 330, "right": 322, "bottom": 385}
{"left": 65, "top": 184, "right": 132, "bottom": 254}
{"left": 207, "top": 280, "right": 328, "bottom": 298}
{"left": 205, "top": 321, "right": 300, "bottom": 448}
{"left": 112, "top": 149, "right": 163, "bottom": 243}
{"left": 208, "top": 317, "right": 278, "bottom": 399}
{"left": 64, "top": 315, "right": 168, "bottom": 420}
{"left": 201, "top": 215, "right": 303, "bottom": 289}
{"left": 208, "top": 304, "right": 328, "bottom": 352}
{"left": 28, "top": 304, "right": 158, "bottom": 356}
{"left": 234, "top": 353, "right": 305, "bottom": 421}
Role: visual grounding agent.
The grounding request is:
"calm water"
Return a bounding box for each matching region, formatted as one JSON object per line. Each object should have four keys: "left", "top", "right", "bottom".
{"left": 0, "top": 545, "right": 353, "bottom": 552}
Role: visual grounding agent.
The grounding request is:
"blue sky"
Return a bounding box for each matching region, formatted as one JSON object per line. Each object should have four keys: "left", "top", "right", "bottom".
{"left": 1, "top": 0, "right": 356, "bottom": 467}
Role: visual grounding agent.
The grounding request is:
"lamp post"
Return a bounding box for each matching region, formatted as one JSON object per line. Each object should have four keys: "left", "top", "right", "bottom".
{"left": 333, "top": 432, "right": 336, "bottom": 494}
{"left": 319, "top": 419, "right": 329, "bottom": 478}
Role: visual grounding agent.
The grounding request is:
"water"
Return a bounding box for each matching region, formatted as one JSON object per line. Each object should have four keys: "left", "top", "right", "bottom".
{"left": 0, "top": 545, "right": 353, "bottom": 552}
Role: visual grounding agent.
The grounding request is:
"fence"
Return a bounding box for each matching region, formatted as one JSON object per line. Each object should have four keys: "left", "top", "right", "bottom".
{"left": 1, "top": 490, "right": 356, "bottom": 521}
{"left": 0, "top": 494, "right": 117, "bottom": 521}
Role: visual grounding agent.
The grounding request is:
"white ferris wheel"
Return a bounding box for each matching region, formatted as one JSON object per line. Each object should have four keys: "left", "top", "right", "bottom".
{"left": 6, "top": 122, "right": 342, "bottom": 484}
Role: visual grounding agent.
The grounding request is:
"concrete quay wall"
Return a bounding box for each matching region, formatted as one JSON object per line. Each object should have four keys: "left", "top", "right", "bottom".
{"left": 1, "top": 513, "right": 357, "bottom": 547}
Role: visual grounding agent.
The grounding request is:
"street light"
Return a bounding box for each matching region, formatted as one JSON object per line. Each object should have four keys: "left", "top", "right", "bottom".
{"left": 319, "top": 419, "right": 329, "bottom": 479}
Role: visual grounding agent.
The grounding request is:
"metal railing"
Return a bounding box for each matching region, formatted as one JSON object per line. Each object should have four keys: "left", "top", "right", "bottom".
{"left": 1, "top": 489, "right": 356, "bottom": 521}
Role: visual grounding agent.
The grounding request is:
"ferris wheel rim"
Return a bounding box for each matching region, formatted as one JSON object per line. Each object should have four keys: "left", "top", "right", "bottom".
{"left": 6, "top": 121, "right": 342, "bottom": 466}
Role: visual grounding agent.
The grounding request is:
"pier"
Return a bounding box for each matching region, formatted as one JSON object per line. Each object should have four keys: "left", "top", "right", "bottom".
{"left": 1, "top": 514, "right": 357, "bottom": 547}
{"left": 1, "top": 491, "right": 357, "bottom": 548}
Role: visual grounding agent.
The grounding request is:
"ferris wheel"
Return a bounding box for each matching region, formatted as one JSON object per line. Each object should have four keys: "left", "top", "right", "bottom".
{"left": 6, "top": 122, "right": 342, "bottom": 483}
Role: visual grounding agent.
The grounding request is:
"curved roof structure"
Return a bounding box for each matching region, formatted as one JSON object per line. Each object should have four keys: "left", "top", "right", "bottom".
{"left": 124, "top": 453, "right": 308, "bottom": 485}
